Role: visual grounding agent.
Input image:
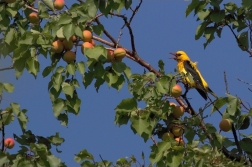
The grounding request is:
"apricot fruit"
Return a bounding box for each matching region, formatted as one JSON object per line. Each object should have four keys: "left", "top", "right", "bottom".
{"left": 63, "top": 51, "right": 76, "bottom": 63}
{"left": 62, "top": 39, "right": 73, "bottom": 51}
{"left": 83, "top": 30, "right": 92, "bottom": 42}
{"left": 114, "top": 48, "right": 126, "bottom": 62}
{"left": 171, "top": 84, "right": 182, "bottom": 98}
{"left": 219, "top": 119, "right": 232, "bottom": 132}
{"left": 54, "top": 0, "right": 65, "bottom": 10}
{"left": 28, "top": 12, "right": 39, "bottom": 24}
{"left": 172, "top": 126, "right": 183, "bottom": 137}
{"left": 52, "top": 40, "right": 64, "bottom": 53}
{"left": 4, "top": 138, "right": 15, "bottom": 149}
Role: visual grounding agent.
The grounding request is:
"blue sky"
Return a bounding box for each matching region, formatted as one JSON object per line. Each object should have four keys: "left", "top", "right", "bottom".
{"left": 0, "top": 0, "right": 251, "bottom": 166}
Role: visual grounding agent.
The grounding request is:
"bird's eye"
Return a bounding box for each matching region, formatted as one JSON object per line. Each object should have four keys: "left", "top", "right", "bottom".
{"left": 176, "top": 53, "right": 182, "bottom": 56}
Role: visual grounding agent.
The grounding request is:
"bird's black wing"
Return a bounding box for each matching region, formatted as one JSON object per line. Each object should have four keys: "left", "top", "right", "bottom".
{"left": 183, "top": 60, "right": 207, "bottom": 100}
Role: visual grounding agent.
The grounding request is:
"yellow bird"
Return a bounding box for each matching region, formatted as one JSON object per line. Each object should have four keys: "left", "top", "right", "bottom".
{"left": 170, "top": 51, "right": 217, "bottom": 100}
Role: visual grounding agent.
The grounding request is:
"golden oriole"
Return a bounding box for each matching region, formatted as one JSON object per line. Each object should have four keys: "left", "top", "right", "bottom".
{"left": 170, "top": 51, "right": 217, "bottom": 100}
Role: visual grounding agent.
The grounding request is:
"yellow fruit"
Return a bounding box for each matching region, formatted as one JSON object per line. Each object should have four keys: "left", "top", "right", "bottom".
{"left": 81, "top": 42, "right": 93, "bottom": 54}
{"left": 52, "top": 40, "right": 64, "bottom": 53}
{"left": 172, "top": 126, "right": 183, "bottom": 137}
{"left": 54, "top": 0, "right": 65, "bottom": 10}
{"left": 175, "top": 137, "right": 184, "bottom": 146}
{"left": 173, "top": 106, "right": 184, "bottom": 118}
{"left": 4, "top": 138, "right": 15, "bottom": 149}
{"left": 6, "top": 0, "right": 15, "bottom": 3}
{"left": 171, "top": 84, "right": 182, "bottom": 98}
{"left": 114, "top": 48, "right": 126, "bottom": 62}
{"left": 91, "top": 39, "right": 95, "bottom": 46}
{"left": 169, "top": 102, "right": 177, "bottom": 107}
{"left": 62, "top": 39, "right": 73, "bottom": 51}
{"left": 83, "top": 30, "right": 92, "bottom": 42}
{"left": 63, "top": 51, "right": 76, "bottom": 63}
{"left": 162, "top": 132, "right": 174, "bottom": 141}
{"left": 219, "top": 119, "right": 232, "bottom": 132}
{"left": 71, "top": 35, "right": 76, "bottom": 42}
{"left": 107, "top": 49, "right": 114, "bottom": 62}
{"left": 28, "top": 12, "right": 39, "bottom": 24}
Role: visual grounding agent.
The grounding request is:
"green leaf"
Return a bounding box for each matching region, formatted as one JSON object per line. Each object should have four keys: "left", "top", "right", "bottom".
{"left": 224, "top": 2, "right": 238, "bottom": 14}
{"left": 236, "top": 115, "right": 250, "bottom": 130}
{"left": 211, "top": 97, "right": 227, "bottom": 114}
{"left": 226, "top": 94, "right": 240, "bottom": 116}
{"left": 83, "top": 71, "right": 94, "bottom": 88}
{"left": 112, "top": 62, "right": 127, "bottom": 75}
{"left": 57, "top": 113, "right": 68, "bottom": 126}
{"left": 10, "top": 103, "right": 20, "bottom": 115}
{"left": 19, "top": 32, "right": 34, "bottom": 45}
{"left": 1, "top": 110, "right": 14, "bottom": 125}
{"left": 242, "top": 0, "right": 252, "bottom": 8}
{"left": 47, "top": 155, "right": 61, "bottom": 167}
{"left": 186, "top": 0, "right": 200, "bottom": 17}
{"left": 58, "top": 14, "right": 72, "bottom": 25}
{"left": 4, "top": 27, "right": 15, "bottom": 45}
{"left": 115, "top": 98, "right": 137, "bottom": 113}
{"left": 94, "top": 78, "right": 105, "bottom": 92}
{"left": 105, "top": 72, "right": 118, "bottom": 87}
{"left": 237, "top": 31, "right": 249, "bottom": 51}
{"left": 63, "top": 24, "right": 75, "bottom": 41}
{"left": 66, "top": 63, "right": 76, "bottom": 75}
{"left": 123, "top": 66, "right": 132, "bottom": 81}
{"left": 86, "top": 0, "right": 98, "bottom": 17}
{"left": 111, "top": 74, "right": 125, "bottom": 91}
{"left": 0, "top": 152, "right": 8, "bottom": 166}
{"left": 42, "top": 0, "right": 55, "bottom": 11}
{"left": 52, "top": 98, "right": 66, "bottom": 117}
{"left": 130, "top": 116, "right": 149, "bottom": 136}
{"left": 93, "top": 24, "right": 104, "bottom": 36}
{"left": 48, "top": 132, "right": 65, "bottom": 146}
{"left": 74, "top": 149, "right": 94, "bottom": 163}
{"left": 210, "top": 10, "right": 225, "bottom": 23}
{"left": 3, "top": 83, "right": 14, "bottom": 93}
{"left": 77, "top": 62, "right": 85, "bottom": 75}
{"left": 26, "top": 57, "right": 40, "bottom": 77}
{"left": 17, "top": 109, "right": 28, "bottom": 132}
{"left": 240, "top": 138, "right": 252, "bottom": 153}
{"left": 75, "top": 26, "right": 83, "bottom": 38}
{"left": 149, "top": 142, "right": 171, "bottom": 164}
{"left": 198, "top": 9, "right": 210, "bottom": 21}
{"left": 195, "top": 22, "right": 208, "bottom": 40}
{"left": 166, "top": 151, "right": 183, "bottom": 167}
{"left": 85, "top": 46, "right": 106, "bottom": 61}
{"left": 38, "top": 1, "right": 49, "bottom": 18}
{"left": 62, "top": 82, "right": 74, "bottom": 98}
{"left": 184, "top": 128, "right": 195, "bottom": 143}
{"left": 42, "top": 66, "right": 53, "bottom": 77}
{"left": 66, "top": 93, "right": 81, "bottom": 115}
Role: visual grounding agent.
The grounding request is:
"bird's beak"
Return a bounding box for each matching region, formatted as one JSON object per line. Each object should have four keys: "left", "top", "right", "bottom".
{"left": 169, "top": 52, "right": 177, "bottom": 60}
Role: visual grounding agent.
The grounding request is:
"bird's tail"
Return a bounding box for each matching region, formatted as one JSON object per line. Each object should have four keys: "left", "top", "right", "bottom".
{"left": 207, "top": 87, "right": 218, "bottom": 99}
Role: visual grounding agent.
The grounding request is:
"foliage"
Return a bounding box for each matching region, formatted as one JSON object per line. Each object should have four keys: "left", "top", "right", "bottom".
{"left": 0, "top": 0, "right": 252, "bottom": 167}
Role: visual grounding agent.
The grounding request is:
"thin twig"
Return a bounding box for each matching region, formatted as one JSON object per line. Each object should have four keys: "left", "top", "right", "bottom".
{"left": 95, "top": 18, "right": 117, "bottom": 45}
{"left": 225, "top": 23, "right": 252, "bottom": 57}
{"left": 92, "top": 36, "right": 161, "bottom": 76}
{"left": 237, "top": 78, "right": 252, "bottom": 86}
{"left": 99, "top": 154, "right": 108, "bottom": 167}
{"left": 150, "top": 136, "right": 157, "bottom": 146}
{"left": 129, "top": 0, "right": 143, "bottom": 24}
{"left": 224, "top": 71, "right": 229, "bottom": 94}
{"left": 0, "top": 66, "right": 14, "bottom": 72}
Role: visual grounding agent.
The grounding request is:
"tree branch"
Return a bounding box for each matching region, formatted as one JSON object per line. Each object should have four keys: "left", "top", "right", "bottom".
{"left": 225, "top": 23, "right": 252, "bottom": 57}
{"left": 0, "top": 66, "right": 13, "bottom": 72}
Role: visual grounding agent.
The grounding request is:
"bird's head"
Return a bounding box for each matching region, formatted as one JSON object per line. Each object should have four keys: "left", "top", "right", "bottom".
{"left": 170, "top": 51, "right": 190, "bottom": 62}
